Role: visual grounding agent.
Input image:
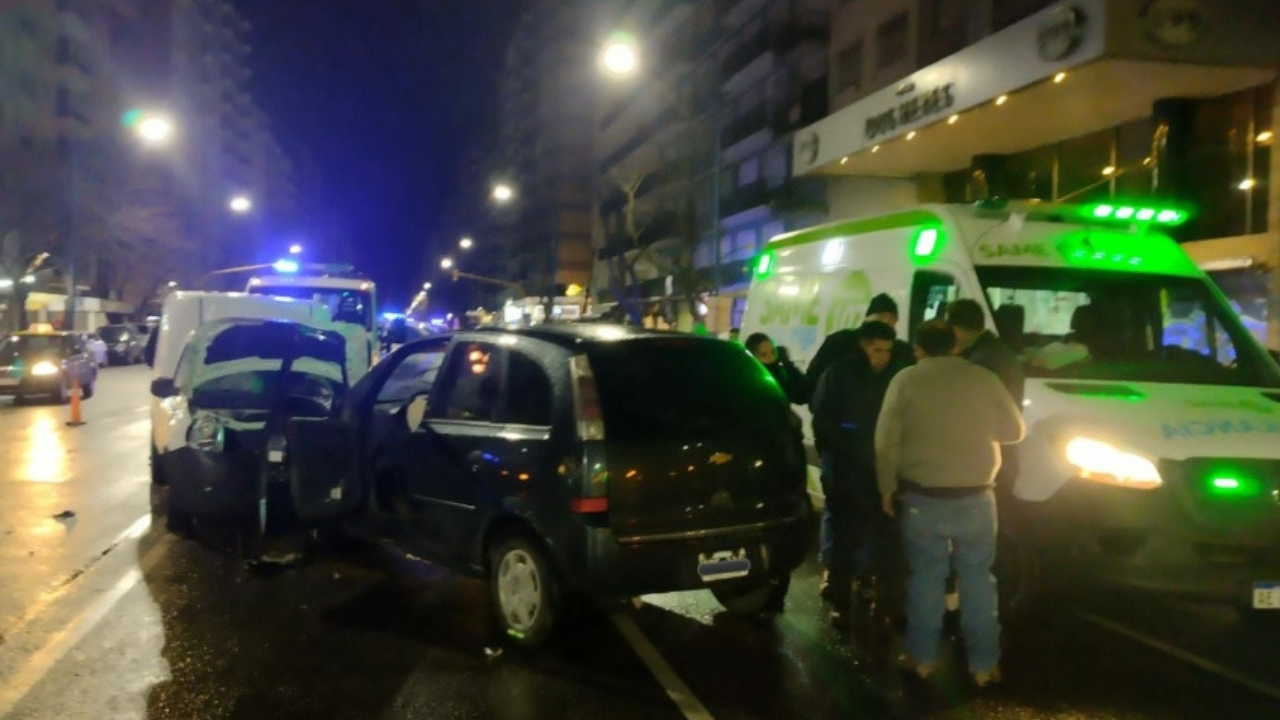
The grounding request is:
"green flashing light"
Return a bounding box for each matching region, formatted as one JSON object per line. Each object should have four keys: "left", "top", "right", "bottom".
{"left": 1083, "top": 203, "right": 1190, "bottom": 226}
{"left": 754, "top": 252, "right": 775, "bottom": 278}
{"left": 1093, "top": 204, "right": 1115, "bottom": 218}
{"left": 1156, "top": 210, "right": 1181, "bottom": 223}
{"left": 1114, "top": 206, "right": 1136, "bottom": 220}
{"left": 1211, "top": 477, "right": 1240, "bottom": 490}
{"left": 912, "top": 227, "right": 942, "bottom": 261}
{"left": 1204, "top": 472, "right": 1265, "bottom": 498}
{"left": 1135, "top": 208, "right": 1156, "bottom": 221}
{"left": 121, "top": 108, "right": 144, "bottom": 129}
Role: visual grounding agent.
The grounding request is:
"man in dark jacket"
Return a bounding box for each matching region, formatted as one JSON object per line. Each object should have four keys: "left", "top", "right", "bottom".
{"left": 947, "top": 299, "right": 1025, "bottom": 498}
{"left": 745, "top": 332, "right": 809, "bottom": 405}
{"left": 810, "top": 320, "right": 903, "bottom": 625}
{"left": 807, "top": 293, "right": 914, "bottom": 389}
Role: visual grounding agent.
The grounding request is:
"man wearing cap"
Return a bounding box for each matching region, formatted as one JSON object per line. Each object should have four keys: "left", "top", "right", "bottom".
{"left": 808, "top": 292, "right": 914, "bottom": 595}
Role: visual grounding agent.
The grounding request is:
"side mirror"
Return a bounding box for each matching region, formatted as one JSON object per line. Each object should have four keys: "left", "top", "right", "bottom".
{"left": 150, "top": 377, "right": 178, "bottom": 398}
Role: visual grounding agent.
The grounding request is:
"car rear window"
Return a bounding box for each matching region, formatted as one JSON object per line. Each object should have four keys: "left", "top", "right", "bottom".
{"left": 587, "top": 339, "right": 791, "bottom": 442}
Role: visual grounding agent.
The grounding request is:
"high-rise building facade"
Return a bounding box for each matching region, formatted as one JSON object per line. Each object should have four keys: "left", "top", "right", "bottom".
{"left": 593, "top": 0, "right": 829, "bottom": 331}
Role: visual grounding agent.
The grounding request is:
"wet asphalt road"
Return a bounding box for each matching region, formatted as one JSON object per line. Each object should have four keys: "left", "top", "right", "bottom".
{"left": 1, "top": 367, "right": 1279, "bottom": 719}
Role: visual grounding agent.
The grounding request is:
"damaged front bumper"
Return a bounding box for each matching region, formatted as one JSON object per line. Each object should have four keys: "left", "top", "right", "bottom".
{"left": 160, "top": 447, "right": 265, "bottom": 523}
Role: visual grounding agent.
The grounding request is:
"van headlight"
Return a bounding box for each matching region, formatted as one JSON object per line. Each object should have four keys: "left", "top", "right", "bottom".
{"left": 30, "top": 361, "right": 59, "bottom": 376}
{"left": 1065, "top": 437, "right": 1162, "bottom": 490}
{"left": 188, "top": 416, "right": 226, "bottom": 453}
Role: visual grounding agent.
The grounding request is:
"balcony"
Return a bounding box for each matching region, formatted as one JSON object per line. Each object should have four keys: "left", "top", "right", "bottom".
{"left": 720, "top": 103, "right": 769, "bottom": 148}
{"left": 771, "top": 17, "right": 828, "bottom": 55}
{"left": 720, "top": 26, "right": 770, "bottom": 80}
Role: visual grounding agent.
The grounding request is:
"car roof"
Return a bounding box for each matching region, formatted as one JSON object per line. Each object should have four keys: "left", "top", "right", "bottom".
{"left": 10, "top": 331, "right": 74, "bottom": 338}
{"left": 469, "top": 323, "right": 715, "bottom": 350}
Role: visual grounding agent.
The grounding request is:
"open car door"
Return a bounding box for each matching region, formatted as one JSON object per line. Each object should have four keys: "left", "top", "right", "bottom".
{"left": 288, "top": 417, "right": 362, "bottom": 522}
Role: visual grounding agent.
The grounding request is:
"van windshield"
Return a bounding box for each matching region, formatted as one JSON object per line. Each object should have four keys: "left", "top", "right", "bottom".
{"left": 249, "top": 286, "right": 373, "bottom": 330}
{"left": 976, "top": 267, "right": 1280, "bottom": 389}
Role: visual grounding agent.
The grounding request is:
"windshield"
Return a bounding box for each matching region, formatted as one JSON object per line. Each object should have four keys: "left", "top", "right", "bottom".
{"left": 98, "top": 326, "right": 132, "bottom": 343}
{"left": 976, "top": 267, "right": 1280, "bottom": 389}
{"left": 248, "top": 286, "right": 373, "bottom": 330}
{"left": 190, "top": 324, "right": 347, "bottom": 414}
{"left": 0, "top": 335, "right": 69, "bottom": 363}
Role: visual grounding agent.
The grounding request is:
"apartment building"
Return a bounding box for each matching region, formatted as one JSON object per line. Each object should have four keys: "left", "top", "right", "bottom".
{"left": 494, "top": 0, "right": 597, "bottom": 297}
{"left": 798, "top": 0, "right": 1280, "bottom": 344}
{"left": 592, "top": 0, "right": 829, "bottom": 331}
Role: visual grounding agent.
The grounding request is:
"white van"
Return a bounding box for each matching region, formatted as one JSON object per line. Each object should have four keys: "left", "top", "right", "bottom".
{"left": 148, "top": 292, "right": 369, "bottom": 475}
{"left": 742, "top": 201, "right": 1280, "bottom": 612}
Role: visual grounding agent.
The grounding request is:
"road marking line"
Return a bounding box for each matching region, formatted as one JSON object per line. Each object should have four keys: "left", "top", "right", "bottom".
{"left": 0, "top": 532, "right": 173, "bottom": 718}
{"left": 610, "top": 612, "right": 716, "bottom": 720}
{"left": 1074, "top": 609, "right": 1280, "bottom": 703}
{"left": 0, "top": 514, "right": 152, "bottom": 643}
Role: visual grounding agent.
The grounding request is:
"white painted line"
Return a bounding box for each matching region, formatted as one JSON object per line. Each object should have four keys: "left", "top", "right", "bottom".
{"left": 610, "top": 612, "right": 716, "bottom": 720}
{"left": 0, "top": 532, "right": 173, "bottom": 718}
{"left": 1075, "top": 609, "right": 1280, "bottom": 703}
{"left": 1, "top": 514, "right": 152, "bottom": 640}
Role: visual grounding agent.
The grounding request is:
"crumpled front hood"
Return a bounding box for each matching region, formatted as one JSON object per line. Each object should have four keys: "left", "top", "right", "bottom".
{"left": 1026, "top": 379, "right": 1280, "bottom": 461}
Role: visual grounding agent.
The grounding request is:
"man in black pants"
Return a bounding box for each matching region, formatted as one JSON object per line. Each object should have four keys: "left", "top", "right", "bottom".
{"left": 810, "top": 320, "right": 903, "bottom": 627}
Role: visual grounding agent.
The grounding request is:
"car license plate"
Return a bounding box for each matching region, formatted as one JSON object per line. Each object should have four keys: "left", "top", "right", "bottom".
{"left": 1253, "top": 582, "right": 1280, "bottom": 610}
{"left": 696, "top": 548, "right": 751, "bottom": 582}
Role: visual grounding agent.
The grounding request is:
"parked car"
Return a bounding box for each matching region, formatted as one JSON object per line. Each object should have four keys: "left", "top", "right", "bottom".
{"left": 151, "top": 318, "right": 350, "bottom": 540}
{"left": 0, "top": 328, "right": 98, "bottom": 404}
{"left": 98, "top": 324, "right": 145, "bottom": 365}
{"left": 83, "top": 332, "right": 108, "bottom": 367}
{"left": 287, "top": 324, "right": 814, "bottom": 647}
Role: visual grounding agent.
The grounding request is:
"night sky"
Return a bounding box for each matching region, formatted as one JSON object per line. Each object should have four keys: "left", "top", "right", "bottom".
{"left": 231, "top": 0, "right": 525, "bottom": 309}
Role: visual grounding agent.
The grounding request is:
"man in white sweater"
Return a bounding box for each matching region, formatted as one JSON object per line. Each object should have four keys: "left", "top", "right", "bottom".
{"left": 874, "top": 319, "right": 1026, "bottom": 687}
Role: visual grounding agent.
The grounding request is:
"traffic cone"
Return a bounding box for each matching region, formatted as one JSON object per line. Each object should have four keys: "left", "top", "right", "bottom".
{"left": 66, "top": 375, "right": 86, "bottom": 427}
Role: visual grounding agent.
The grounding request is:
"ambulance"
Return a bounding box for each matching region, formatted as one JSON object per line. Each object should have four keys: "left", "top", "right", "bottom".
{"left": 741, "top": 200, "right": 1280, "bottom": 613}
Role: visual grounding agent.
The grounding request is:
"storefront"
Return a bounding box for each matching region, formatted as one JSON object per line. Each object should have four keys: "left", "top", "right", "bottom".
{"left": 792, "top": 0, "right": 1280, "bottom": 345}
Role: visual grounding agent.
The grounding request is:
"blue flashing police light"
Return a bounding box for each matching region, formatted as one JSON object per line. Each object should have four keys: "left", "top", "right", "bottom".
{"left": 272, "top": 259, "right": 300, "bottom": 274}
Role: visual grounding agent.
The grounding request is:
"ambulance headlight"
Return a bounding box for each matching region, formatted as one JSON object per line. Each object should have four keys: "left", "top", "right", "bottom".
{"left": 188, "top": 416, "right": 226, "bottom": 453}
{"left": 1065, "top": 437, "right": 1162, "bottom": 490}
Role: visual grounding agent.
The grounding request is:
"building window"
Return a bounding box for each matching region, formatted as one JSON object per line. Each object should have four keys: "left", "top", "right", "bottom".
{"left": 764, "top": 147, "right": 788, "bottom": 188}
{"left": 876, "top": 13, "right": 909, "bottom": 69}
{"left": 836, "top": 40, "right": 864, "bottom": 92}
{"left": 738, "top": 156, "right": 760, "bottom": 186}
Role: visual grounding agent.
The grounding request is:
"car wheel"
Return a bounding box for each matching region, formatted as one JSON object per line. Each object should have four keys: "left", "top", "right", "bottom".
{"left": 489, "top": 534, "right": 560, "bottom": 648}
{"left": 712, "top": 579, "right": 785, "bottom": 615}
{"left": 81, "top": 381, "right": 94, "bottom": 400}
{"left": 13, "top": 393, "right": 25, "bottom": 406}
{"left": 56, "top": 381, "right": 70, "bottom": 405}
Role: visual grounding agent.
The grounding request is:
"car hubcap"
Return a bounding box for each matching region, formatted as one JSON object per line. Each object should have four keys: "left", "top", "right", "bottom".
{"left": 497, "top": 549, "right": 542, "bottom": 631}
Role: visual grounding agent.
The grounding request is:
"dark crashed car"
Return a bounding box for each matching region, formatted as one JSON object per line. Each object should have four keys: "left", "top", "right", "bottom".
{"left": 287, "top": 324, "right": 814, "bottom": 647}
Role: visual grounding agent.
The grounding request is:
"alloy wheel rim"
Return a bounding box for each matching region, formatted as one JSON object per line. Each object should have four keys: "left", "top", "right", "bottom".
{"left": 497, "top": 549, "right": 542, "bottom": 631}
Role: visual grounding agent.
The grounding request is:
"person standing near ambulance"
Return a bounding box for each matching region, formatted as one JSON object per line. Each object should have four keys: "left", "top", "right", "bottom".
{"left": 875, "top": 320, "right": 1025, "bottom": 686}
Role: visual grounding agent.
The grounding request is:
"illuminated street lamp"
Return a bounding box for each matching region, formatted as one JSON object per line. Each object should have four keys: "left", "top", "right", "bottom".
{"left": 136, "top": 114, "right": 174, "bottom": 145}
{"left": 491, "top": 183, "right": 515, "bottom": 203}
{"left": 440, "top": 257, "right": 455, "bottom": 271}
{"left": 459, "top": 237, "right": 474, "bottom": 250}
{"left": 423, "top": 282, "right": 433, "bottom": 290}
{"left": 600, "top": 37, "right": 639, "bottom": 78}
{"left": 288, "top": 243, "right": 303, "bottom": 255}
{"left": 229, "top": 195, "right": 253, "bottom": 214}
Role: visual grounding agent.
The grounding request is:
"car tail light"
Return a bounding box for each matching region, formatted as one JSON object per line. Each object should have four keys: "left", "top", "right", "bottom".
{"left": 570, "top": 497, "right": 609, "bottom": 514}
{"left": 570, "top": 354, "right": 604, "bottom": 441}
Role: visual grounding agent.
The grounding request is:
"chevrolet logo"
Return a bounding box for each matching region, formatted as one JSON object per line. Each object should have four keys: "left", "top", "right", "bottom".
{"left": 708, "top": 453, "right": 733, "bottom": 466}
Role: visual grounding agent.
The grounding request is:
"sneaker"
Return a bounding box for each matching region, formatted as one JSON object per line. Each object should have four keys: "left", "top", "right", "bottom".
{"left": 818, "top": 569, "right": 830, "bottom": 600}
{"left": 896, "top": 654, "right": 935, "bottom": 679}
{"left": 972, "top": 666, "right": 1003, "bottom": 688}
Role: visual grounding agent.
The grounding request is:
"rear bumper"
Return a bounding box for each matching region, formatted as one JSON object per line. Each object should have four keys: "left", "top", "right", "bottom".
{"left": 1023, "top": 478, "right": 1280, "bottom": 604}
{"left": 562, "top": 508, "right": 816, "bottom": 600}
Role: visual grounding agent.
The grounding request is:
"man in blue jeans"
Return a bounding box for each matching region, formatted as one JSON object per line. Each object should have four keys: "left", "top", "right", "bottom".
{"left": 874, "top": 320, "right": 1025, "bottom": 687}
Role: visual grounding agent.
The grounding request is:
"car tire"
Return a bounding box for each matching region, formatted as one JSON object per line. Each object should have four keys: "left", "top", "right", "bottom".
{"left": 56, "top": 381, "right": 69, "bottom": 405}
{"left": 13, "top": 393, "right": 25, "bottom": 406}
{"left": 489, "top": 534, "right": 560, "bottom": 649}
{"left": 82, "top": 381, "right": 94, "bottom": 400}
{"left": 712, "top": 578, "right": 786, "bottom": 615}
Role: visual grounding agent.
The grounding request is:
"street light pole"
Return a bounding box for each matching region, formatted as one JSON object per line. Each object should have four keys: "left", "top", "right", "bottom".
{"left": 65, "top": 136, "right": 81, "bottom": 330}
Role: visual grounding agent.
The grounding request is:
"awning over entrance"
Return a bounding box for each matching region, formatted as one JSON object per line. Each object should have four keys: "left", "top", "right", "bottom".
{"left": 814, "top": 59, "right": 1274, "bottom": 178}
